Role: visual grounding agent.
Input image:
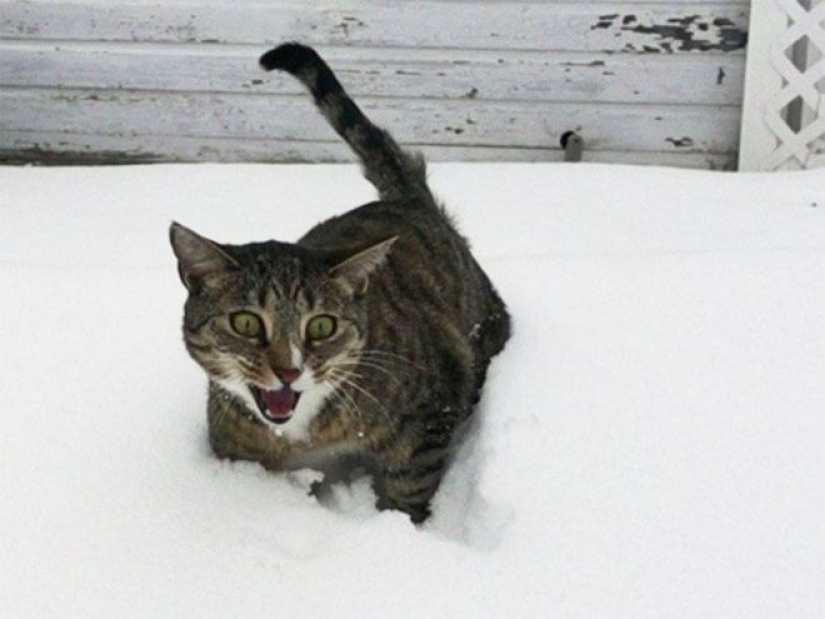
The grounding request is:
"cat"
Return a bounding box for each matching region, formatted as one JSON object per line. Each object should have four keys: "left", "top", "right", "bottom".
{"left": 169, "top": 42, "right": 510, "bottom": 523}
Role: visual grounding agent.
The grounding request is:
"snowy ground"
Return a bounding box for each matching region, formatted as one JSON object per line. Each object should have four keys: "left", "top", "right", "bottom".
{"left": 1, "top": 162, "right": 824, "bottom": 618}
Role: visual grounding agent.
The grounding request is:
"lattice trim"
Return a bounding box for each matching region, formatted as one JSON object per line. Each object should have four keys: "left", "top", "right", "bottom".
{"left": 763, "top": 0, "right": 825, "bottom": 169}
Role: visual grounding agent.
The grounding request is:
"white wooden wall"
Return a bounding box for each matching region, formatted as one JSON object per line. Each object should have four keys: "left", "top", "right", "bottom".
{"left": 0, "top": 0, "right": 749, "bottom": 168}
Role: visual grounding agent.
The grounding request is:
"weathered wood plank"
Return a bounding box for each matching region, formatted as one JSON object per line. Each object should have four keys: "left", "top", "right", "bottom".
{"left": 0, "top": 42, "right": 746, "bottom": 105}
{"left": 0, "top": 1, "right": 749, "bottom": 54}
{"left": 0, "top": 1, "right": 748, "bottom": 168}
{"left": 0, "top": 87, "right": 741, "bottom": 154}
{"left": 0, "top": 130, "right": 739, "bottom": 170}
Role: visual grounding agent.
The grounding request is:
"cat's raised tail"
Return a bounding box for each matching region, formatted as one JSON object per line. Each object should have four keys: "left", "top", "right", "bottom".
{"left": 260, "top": 43, "right": 434, "bottom": 206}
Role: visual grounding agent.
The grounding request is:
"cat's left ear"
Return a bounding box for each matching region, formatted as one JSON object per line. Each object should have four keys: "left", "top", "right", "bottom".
{"left": 330, "top": 236, "right": 398, "bottom": 295}
{"left": 169, "top": 222, "right": 239, "bottom": 293}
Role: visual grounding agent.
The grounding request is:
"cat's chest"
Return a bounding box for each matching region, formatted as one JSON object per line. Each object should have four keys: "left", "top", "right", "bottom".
{"left": 278, "top": 401, "right": 368, "bottom": 467}
{"left": 284, "top": 438, "right": 364, "bottom": 471}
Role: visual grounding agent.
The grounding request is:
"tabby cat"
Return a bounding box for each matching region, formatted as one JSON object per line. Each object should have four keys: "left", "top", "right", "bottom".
{"left": 170, "top": 43, "right": 510, "bottom": 523}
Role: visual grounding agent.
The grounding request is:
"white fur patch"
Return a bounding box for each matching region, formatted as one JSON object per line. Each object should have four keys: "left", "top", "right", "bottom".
{"left": 280, "top": 379, "right": 335, "bottom": 443}
{"left": 217, "top": 367, "right": 334, "bottom": 445}
{"left": 290, "top": 343, "right": 303, "bottom": 369}
{"left": 215, "top": 375, "right": 259, "bottom": 417}
{"left": 214, "top": 347, "right": 336, "bottom": 445}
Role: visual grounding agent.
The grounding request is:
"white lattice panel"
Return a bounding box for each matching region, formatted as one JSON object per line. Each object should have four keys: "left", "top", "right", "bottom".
{"left": 740, "top": 0, "right": 825, "bottom": 170}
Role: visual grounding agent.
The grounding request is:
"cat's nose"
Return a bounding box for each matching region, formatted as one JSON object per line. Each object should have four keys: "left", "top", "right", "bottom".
{"left": 275, "top": 367, "right": 302, "bottom": 385}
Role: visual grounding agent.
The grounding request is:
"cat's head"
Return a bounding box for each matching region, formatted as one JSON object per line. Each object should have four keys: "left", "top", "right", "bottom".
{"left": 169, "top": 222, "right": 395, "bottom": 440}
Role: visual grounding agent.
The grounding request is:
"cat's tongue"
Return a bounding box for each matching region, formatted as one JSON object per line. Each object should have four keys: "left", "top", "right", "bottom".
{"left": 260, "top": 386, "right": 299, "bottom": 422}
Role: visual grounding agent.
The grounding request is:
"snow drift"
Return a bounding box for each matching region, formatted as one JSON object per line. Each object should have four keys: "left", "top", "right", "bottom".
{"left": 1, "top": 162, "right": 823, "bottom": 617}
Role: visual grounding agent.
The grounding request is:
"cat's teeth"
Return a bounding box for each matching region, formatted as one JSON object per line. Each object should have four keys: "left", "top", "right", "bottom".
{"left": 260, "top": 386, "right": 300, "bottom": 423}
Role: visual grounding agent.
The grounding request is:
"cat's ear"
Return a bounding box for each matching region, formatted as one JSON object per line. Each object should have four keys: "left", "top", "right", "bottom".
{"left": 169, "top": 222, "right": 238, "bottom": 292}
{"left": 330, "top": 236, "right": 397, "bottom": 295}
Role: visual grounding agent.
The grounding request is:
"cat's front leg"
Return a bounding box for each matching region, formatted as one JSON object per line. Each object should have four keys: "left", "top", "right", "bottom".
{"left": 376, "top": 438, "right": 452, "bottom": 523}
{"left": 378, "top": 470, "right": 439, "bottom": 523}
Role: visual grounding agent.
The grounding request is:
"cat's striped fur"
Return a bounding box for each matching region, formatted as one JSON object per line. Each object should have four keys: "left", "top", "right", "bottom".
{"left": 170, "top": 43, "right": 509, "bottom": 523}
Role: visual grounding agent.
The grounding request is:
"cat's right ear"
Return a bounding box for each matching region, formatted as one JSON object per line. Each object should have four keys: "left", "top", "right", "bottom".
{"left": 169, "top": 222, "right": 238, "bottom": 293}
{"left": 329, "top": 236, "right": 397, "bottom": 296}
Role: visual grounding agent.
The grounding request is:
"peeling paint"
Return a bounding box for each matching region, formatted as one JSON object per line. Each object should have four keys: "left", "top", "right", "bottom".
{"left": 0, "top": 4, "right": 745, "bottom": 168}
{"left": 592, "top": 13, "right": 747, "bottom": 53}
{"left": 592, "top": 13, "right": 620, "bottom": 30}
{"left": 5, "top": 18, "right": 40, "bottom": 36}
{"left": 333, "top": 15, "right": 366, "bottom": 37}
{"left": 561, "top": 60, "right": 606, "bottom": 67}
{"left": 666, "top": 137, "right": 695, "bottom": 148}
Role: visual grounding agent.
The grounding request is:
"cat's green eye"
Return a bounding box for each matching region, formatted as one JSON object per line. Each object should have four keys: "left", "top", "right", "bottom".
{"left": 306, "top": 315, "right": 337, "bottom": 342}
{"left": 230, "top": 311, "right": 263, "bottom": 339}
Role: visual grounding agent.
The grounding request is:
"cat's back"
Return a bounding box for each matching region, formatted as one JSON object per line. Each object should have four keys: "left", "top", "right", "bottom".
{"left": 300, "top": 198, "right": 458, "bottom": 262}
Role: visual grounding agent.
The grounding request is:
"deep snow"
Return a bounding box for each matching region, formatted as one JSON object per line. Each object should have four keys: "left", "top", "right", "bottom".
{"left": 1, "top": 162, "right": 824, "bottom": 618}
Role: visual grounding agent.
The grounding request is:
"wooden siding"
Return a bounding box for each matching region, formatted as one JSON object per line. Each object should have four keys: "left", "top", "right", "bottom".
{"left": 0, "top": 1, "right": 750, "bottom": 168}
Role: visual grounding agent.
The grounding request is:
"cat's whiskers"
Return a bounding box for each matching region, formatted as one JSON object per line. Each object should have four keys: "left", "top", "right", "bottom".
{"left": 318, "top": 363, "right": 363, "bottom": 419}
{"left": 357, "top": 349, "right": 427, "bottom": 373}
{"left": 328, "top": 368, "right": 396, "bottom": 430}
{"left": 210, "top": 402, "right": 230, "bottom": 434}
{"left": 208, "top": 369, "right": 246, "bottom": 433}
{"left": 335, "top": 356, "right": 403, "bottom": 386}
{"left": 327, "top": 380, "right": 367, "bottom": 432}
{"left": 205, "top": 355, "right": 266, "bottom": 432}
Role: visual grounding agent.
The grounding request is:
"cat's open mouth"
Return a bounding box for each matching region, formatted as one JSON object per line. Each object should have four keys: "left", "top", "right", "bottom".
{"left": 250, "top": 385, "right": 301, "bottom": 424}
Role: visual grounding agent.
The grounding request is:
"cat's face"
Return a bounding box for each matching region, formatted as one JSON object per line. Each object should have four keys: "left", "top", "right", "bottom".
{"left": 170, "top": 223, "right": 394, "bottom": 441}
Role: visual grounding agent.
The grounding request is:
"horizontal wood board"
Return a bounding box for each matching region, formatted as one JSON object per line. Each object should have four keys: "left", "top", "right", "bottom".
{"left": 0, "top": 1, "right": 749, "bottom": 168}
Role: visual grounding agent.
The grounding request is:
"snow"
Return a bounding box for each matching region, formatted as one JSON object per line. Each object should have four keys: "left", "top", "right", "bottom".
{"left": 1, "top": 162, "right": 824, "bottom": 617}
